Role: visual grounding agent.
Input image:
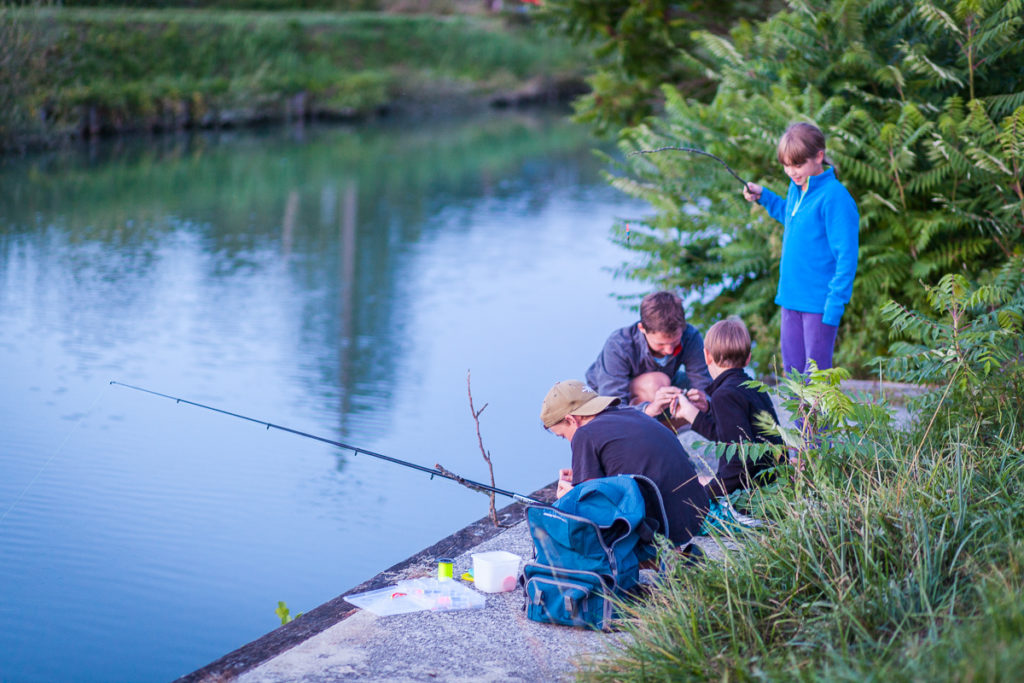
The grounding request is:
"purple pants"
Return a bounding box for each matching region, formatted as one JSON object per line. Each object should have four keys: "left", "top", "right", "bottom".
{"left": 780, "top": 308, "right": 838, "bottom": 375}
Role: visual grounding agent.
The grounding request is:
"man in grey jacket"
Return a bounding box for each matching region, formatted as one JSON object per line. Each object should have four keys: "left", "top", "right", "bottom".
{"left": 585, "top": 291, "right": 711, "bottom": 429}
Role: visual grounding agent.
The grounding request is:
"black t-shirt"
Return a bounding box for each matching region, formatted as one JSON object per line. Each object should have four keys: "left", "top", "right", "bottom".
{"left": 570, "top": 406, "right": 708, "bottom": 545}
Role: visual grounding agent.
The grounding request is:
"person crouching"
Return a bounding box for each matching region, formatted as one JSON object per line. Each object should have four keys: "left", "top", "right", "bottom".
{"left": 540, "top": 380, "right": 708, "bottom": 546}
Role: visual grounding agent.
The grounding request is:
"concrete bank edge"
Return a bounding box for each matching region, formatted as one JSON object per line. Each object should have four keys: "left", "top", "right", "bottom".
{"left": 174, "top": 482, "right": 557, "bottom": 683}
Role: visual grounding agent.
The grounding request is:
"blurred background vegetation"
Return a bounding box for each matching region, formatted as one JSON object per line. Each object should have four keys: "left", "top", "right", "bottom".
{"left": 0, "top": 1, "right": 587, "bottom": 151}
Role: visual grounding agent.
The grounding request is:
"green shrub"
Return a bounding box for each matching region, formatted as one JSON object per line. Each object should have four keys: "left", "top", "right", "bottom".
{"left": 536, "top": 0, "right": 781, "bottom": 136}
{"left": 553, "top": 0, "right": 1024, "bottom": 375}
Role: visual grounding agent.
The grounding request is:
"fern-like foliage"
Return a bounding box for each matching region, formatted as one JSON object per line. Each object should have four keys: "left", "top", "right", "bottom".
{"left": 593, "top": 0, "right": 1023, "bottom": 374}
{"left": 879, "top": 255, "right": 1024, "bottom": 424}
{"left": 536, "top": 0, "right": 780, "bottom": 136}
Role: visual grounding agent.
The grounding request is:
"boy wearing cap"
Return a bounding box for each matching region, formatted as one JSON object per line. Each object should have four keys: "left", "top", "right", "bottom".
{"left": 670, "top": 317, "right": 783, "bottom": 499}
{"left": 585, "top": 291, "right": 711, "bottom": 428}
{"left": 541, "top": 380, "right": 708, "bottom": 546}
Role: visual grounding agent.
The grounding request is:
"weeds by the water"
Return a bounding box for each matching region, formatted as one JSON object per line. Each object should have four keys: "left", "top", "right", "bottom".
{"left": 588, "top": 263, "right": 1024, "bottom": 680}
{"left": 0, "top": 6, "right": 587, "bottom": 149}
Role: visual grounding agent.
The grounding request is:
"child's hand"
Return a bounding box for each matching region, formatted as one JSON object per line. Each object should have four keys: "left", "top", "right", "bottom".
{"left": 555, "top": 467, "right": 574, "bottom": 498}
{"left": 743, "top": 182, "right": 762, "bottom": 202}
{"left": 556, "top": 478, "right": 574, "bottom": 499}
{"left": 685, "top": 388, "right": 709, "bottom": 412}
{"left": 672, "top": 394, "right": 700, "bottom": 424}
{"left": 646, "top": 386, "right": 682, "bottom": 417}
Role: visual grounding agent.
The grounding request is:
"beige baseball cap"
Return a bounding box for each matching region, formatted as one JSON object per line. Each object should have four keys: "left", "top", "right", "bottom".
{"left": 540, "top": 380, "right": 618, "bottom": 429}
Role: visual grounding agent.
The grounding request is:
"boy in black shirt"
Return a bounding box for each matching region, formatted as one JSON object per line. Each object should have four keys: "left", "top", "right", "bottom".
{"left": 671, "top": 317, "right": 783, "bottom": 500}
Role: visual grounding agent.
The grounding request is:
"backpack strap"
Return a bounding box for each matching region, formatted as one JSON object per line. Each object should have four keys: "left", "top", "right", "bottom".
{"left": 635, "top": 517, "right": 660, "bottom": 544}
{"left": 564, "top": 594, "right": 577, "bottom": 616}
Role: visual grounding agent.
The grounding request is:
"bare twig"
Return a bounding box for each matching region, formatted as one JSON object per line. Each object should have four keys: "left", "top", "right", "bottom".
{"left": 432, "top": 463, "right": 497, "bottom": 498}
{"left": 467, "top": 370, "right": 501, "bottom": 527}
{"left": 630, "top": 146, "right": 750, "bottom": 189}
{"left": 430, "top": 372, "right": 507, "bottom": 526}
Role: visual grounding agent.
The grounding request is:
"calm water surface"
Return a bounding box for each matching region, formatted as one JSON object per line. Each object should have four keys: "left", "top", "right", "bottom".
{"left": 0, "top": 111, "right": 648, "bottom": 682}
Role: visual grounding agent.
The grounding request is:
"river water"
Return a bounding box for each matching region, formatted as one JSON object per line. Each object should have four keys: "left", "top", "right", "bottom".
{"left": 0, "top": 110, "right": 650, "bottom": 682}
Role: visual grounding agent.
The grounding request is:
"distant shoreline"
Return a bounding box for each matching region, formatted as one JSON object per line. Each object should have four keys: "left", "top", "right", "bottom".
{"left": 0, "top": 8, "right": 590, "bottom": 154}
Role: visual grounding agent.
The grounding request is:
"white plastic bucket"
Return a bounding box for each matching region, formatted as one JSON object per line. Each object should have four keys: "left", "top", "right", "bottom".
{"left": 471, "top": 550, "right": 521, "bottom": 593}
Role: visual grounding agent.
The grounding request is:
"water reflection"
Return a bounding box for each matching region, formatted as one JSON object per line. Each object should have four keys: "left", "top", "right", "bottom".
{"left": 0, "top": 110, "right": 648, "bottom": 682}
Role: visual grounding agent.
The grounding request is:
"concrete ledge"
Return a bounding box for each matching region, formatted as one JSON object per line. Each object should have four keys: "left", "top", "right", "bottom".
{"left": 175, "top": 483, "right": 557, "bottom": 683}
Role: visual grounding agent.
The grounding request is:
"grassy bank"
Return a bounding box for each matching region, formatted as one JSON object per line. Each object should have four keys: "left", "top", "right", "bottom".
{"left": 588, "top": 264, "right": 1024, "bottom": 680}
{"left": 0, "top": 5, "right": 588, "bottom": 150}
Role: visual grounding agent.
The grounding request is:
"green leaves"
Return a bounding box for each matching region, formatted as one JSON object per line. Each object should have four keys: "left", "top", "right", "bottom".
{"left": 537, "top": 0, "right": 779, "bottom": 136}
{"left": 276, "top": 600, "right": 302, "bottom": 624}
{"left": 565, "top": 0, "right": 1024, "bottom": 374}
{"left": 879, "top": 257, "right": 1024, "bottom": 425}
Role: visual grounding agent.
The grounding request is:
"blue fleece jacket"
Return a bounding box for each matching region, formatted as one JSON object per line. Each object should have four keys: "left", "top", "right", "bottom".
{"left": 759, "top": 167, "right": 859, "bottom": 326}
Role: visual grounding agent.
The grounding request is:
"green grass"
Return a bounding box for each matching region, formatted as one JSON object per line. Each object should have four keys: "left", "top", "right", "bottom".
{"left": 591, "top": 357, "right": 1024, "bottom": 680}
{"left": 0, "top": 6, "right": 588, "bottom": 147}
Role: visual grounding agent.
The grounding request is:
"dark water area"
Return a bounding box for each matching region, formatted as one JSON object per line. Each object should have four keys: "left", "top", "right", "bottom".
{"left": 0, "top": 110, "right": 649, "bottom": 682}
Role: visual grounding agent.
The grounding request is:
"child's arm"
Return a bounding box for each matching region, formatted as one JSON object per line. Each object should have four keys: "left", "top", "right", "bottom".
{"left": 756, "top": 186, "right": 788, "bottom": 224}
{"left": 705, "top": 391, "right": 758, "bottom": 443}
{"left": 745, "top": 182, "right": 788, "bottom": 224}
{"left": 688, "top": 389, "right": 756, "bottom": 444}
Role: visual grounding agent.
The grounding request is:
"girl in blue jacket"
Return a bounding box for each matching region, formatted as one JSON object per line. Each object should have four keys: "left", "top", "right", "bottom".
{"left": 742, "top": 122, "right": 859, "bottom": 375}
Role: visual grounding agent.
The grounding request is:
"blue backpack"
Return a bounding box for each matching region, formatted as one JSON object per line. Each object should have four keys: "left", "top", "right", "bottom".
{"left": 520, "top": 474, "right": 670, "bottom": 630}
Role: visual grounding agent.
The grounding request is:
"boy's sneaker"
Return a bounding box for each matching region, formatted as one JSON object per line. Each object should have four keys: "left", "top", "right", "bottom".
{"left": 718, "top": 499, "right": 765, "bottom": 528}
{"left": 700, "top": 500, "right": 765, "bottom": 534}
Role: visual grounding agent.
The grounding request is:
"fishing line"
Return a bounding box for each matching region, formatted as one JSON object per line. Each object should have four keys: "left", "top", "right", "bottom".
{"left": 0, "top": 384, "right": 110, "bottom": 526}
{"left": 109, "top": 381, "right": 545, "bottom": 506}
{"left": 631, "top": 146, "right": 750, "bottom": 190}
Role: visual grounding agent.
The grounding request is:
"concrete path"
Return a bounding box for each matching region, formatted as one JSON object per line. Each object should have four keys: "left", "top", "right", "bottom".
{"left": 234, "top": 520, "right": 613, "bottom": 682}
{"left": 231, "top": 511, "right": 732, "bottom": 683}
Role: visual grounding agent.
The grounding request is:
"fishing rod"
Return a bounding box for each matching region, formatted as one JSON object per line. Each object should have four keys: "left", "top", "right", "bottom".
{"left": 109, "top": 381, "right": 545, "bottom": 505}
{"left": 631, "top": 146, "right": 751, "bottom": 191}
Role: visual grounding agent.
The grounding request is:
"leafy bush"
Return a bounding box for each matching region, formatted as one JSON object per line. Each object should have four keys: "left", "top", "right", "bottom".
{"left": 880, "top": 255, "right": 1024, "bottom": 437}
{"left": 536, "top": 0, "right": 780, "bottom": 136}
{"left": 556, "top": 0, "right": 1024, "bottom": 375}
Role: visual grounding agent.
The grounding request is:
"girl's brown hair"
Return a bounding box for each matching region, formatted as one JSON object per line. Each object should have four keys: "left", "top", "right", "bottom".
{"left": 777, "top": 122, "right": 834, "bottom": 167}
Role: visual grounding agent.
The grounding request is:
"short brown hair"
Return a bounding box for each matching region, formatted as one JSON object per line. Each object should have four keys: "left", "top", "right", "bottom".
{"left": 777, "top": 122, "right": 827, "bottom": 166}
{"left": 639, "top": 291, "right": 685, "bottom": 334}
{"left": 704, "top": 316, "right": 750, "bottom": 369}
